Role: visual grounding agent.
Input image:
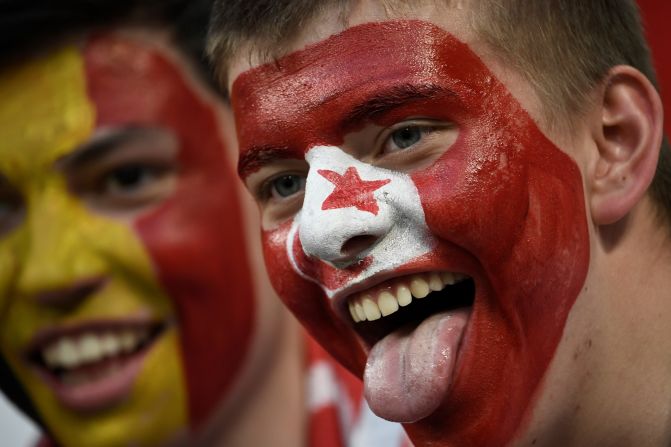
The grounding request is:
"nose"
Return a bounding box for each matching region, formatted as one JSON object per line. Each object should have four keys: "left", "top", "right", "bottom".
{"left": 299, "top": 216, "right": 389, "bottom": 265}
{"left": 339, "top": 235, "right": 381, "bottom": 260}
{"left": 14, "top": 189, "right": 106, "bottom": 308}
{"left": 298, "top": 174, "right": 394, "bottom": 265}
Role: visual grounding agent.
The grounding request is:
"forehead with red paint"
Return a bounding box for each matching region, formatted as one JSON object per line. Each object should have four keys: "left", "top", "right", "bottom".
{"left": 84, "top": 35, "right": 256, "bottom": 426}
{"left": 233, "top": 21, "right": 493, "bottom": 167}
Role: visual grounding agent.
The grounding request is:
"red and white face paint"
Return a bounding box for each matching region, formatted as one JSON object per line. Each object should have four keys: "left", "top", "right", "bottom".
{"left": 233, "top": 20, "right": 590, "bottom": 446}
{"left": 290, "top": 145, "right": 434, "bottom": 297}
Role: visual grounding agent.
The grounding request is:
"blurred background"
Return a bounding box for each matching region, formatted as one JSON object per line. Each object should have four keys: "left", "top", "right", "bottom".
{"left": 1, "top": 393, "right": 38, "bottom": 446}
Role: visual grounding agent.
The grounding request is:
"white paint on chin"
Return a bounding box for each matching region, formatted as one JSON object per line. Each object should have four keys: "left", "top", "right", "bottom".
{"left": 287, "top": 145, "right": 435, "bottom": 299}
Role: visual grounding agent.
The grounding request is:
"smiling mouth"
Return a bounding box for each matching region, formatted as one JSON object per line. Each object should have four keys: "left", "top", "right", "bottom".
{"left": 26, "top": 321, "right": 167, "bottom": 412}
{"left": 346, "top": 271, "right": 475, "bottom": 347}
{"left": 342, "top": 271, "right": 476, "bottom": 423}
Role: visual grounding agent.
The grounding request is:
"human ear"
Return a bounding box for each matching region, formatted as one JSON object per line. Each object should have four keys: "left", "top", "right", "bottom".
{"left": 589, "top": 65, "right": 664, "bottom": 225}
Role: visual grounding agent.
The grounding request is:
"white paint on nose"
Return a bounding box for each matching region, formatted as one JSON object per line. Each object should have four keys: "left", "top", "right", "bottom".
{"left": 299, "top": 148, "right": 393, "bottom": 264}
{"left": 288, "top": 145, "right": 435, "bottom": 298}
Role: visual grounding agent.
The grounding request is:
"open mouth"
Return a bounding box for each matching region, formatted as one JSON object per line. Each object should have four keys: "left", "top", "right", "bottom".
{"left": 346, "top": 271, "right": 475, "bottom": 347}
{"left": 343, "top": 271, "right": 476, "bottom": 423}
{"left": 26, "top": 320, "right": 167, "bottom": 411}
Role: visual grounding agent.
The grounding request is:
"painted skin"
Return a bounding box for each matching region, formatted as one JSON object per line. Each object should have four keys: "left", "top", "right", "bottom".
{"left": 0, "top": 34, "right": 257, "bottom": 446}
{"left": 232, "top": 20, "right": 590, "bottom": 447}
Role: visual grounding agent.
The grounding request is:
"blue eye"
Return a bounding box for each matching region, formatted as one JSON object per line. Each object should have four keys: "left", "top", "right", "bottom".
{"left": 390, "top": 126, "right": 423, "bottom": 151}
{"left": 270, "top": 174, "right": 306, "bottom": 199}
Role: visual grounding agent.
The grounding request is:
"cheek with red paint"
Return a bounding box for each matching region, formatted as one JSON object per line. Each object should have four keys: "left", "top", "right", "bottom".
{"left": 84, "top": 36, "right": 256, "bottom": 427}
{"left": 233, "top": 21, "right": 589, "bottom": 445}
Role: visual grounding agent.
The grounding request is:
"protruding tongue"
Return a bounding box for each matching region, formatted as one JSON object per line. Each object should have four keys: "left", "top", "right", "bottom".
{"left": 363, "top": 308, "right": 470, "bottom": 422}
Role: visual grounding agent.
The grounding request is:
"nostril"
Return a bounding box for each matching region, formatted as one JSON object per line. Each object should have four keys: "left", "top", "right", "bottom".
{"left": 34, "top": 276, "right": 107, "bottom": 309}
{"left": 340, "top": 235, "right": 380, "bottom": 259}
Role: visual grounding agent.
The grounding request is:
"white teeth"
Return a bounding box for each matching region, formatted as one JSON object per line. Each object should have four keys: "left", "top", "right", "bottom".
{"left": 101, "top": 333, "right": 121, "bottom": 357}
{"left": 39, "top": 327, "right": 153, "bottom": 373}
{"left": 79, "top": 335, "right": 103, "bottom": 364}
{"left": 349, "top": 303, "right": 360, "bottom": 323}
{"left": 354, "top": 302, "right": 366, "bottom": 322}
{"left": 57, "top": 339, "right": 80, "bottom": 369}
{"left": 362, "top": 296, "right": 382, "bottom": 321}
{"left": 378, "top": 291, "right": 399, "bottom": 317}
{"left": 428, "top": 273, "right": 443, "bottom": 291}
{"left": 410, "top": 277, "right": 430, "bottom": 299}
{"left": 348, "top": 272, "right": 469, "bottom": 323}
{"left": 396, "top": 285, "right": 412, "bottom": 307}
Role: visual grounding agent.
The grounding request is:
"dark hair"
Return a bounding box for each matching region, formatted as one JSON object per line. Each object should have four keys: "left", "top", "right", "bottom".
{"left": 207, "top": 0, "right": 671, "bottom": 227}
{"left": 0, "top": 0, "right": 216, "bottom": 85}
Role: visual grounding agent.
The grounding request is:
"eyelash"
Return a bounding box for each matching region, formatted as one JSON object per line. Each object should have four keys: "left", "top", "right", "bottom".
{"left": 258, "top": 171, "right": 306, "bottom": 202}
{"left": 379, "top": 122, "right": 439, "bottom": 154}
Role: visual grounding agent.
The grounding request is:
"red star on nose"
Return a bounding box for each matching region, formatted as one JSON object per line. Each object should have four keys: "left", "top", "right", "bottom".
{"left": 318, "top": 167, "right": 391, "bottom": 215}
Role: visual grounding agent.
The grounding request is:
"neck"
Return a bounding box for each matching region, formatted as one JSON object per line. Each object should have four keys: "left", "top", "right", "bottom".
{"left": 516, "top": 197, "right": 671, "bottom": 446}
{"left": 197, "top": 314, "right": 307, "bottom": 447}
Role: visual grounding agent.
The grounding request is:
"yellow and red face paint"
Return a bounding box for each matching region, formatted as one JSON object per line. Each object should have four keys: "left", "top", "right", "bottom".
{"left": 84, "top": 35, "right": 256, "bottom": 426}
{"left": 0, "top": 34, "right": 255, "bottom": 445}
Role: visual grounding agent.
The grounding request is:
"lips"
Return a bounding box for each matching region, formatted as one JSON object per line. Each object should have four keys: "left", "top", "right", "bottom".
{"left": 340, "top": 270, "right": 476, "bottom": 422}
{"left": 25, "top": 319, "right": 167, "bottom": 412}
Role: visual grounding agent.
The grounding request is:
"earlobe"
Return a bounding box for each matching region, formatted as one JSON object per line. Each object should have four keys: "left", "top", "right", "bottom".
{"left": 589, "top": 65, "right": 664, "bottom": 225}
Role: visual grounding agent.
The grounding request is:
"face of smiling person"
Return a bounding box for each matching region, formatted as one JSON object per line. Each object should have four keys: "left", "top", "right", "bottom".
{"left": 230, "top": 7, "right": 592, "bottom": 447}
{"left": 0, "top": 33, "right": 261, "bottom": 446}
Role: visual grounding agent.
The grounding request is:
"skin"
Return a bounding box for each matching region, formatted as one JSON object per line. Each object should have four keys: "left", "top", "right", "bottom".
{"left": 0, "top": 30, "right": 300, "bottom": 447}
{"left": 227, "top": 1, "right": 670, "bottom": 446}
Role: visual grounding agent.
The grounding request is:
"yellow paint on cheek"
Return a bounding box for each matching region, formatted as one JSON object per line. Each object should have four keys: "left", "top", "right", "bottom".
{"left": 0, "top": 47, "right": 187, "bottom": 446}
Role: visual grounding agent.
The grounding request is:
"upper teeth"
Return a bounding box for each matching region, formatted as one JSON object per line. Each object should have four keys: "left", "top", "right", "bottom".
{"left": 41, "top": 328, "right": 150, "bottom": 370}
{"left": 348, "top": 272, "right": 467, "bottom": 323}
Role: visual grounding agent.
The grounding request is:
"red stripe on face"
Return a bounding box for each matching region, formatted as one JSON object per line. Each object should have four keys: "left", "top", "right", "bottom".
{"left": 83, "top": 36, "right": 255, "bottom": 427}
{"left": 233, "top": 21, "right": 589, "bottom": 446}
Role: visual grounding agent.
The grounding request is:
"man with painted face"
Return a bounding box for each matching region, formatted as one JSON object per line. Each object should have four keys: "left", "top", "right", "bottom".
{"left": 0, "top": 1, "right": 410, "bottom": 446}
{"left": 209, "top": 1, "right": 671, "bottom": 446}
